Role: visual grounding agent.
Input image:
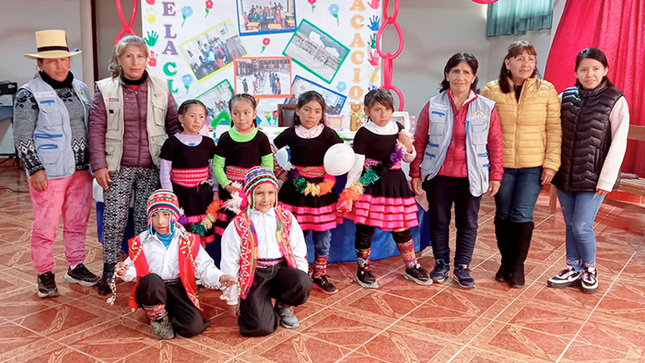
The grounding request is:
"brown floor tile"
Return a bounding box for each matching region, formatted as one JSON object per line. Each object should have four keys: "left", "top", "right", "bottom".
{"left": 239, "top": 333, "right": 351, "bottom": 363}
{"left": 559, "top": 341, "right": 640, "bottom": 362}
{"left": 468, "top": 322, "right": 569, "bottom": 362}
{"left": 123, "top": 339, "right": 231, "bottom": 362}
{"left": 298, "top": 308, "right": 388, "bottom": 349}
{"left": 573, "top": 317, "right": 645, "bottom": 357}
{"left": 492, "top": 300, "right": 586, "bottom": 338}
{"left": 361, "top": 328, "right": 462, "bottom": 362}
{"left": 396, "top": 303, "right": 491, "bottom": 343}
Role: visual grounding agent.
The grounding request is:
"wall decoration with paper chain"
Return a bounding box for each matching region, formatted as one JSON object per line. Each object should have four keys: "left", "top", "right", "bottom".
{"left": 142, "top": 0, "right": 383, "bottom": 127}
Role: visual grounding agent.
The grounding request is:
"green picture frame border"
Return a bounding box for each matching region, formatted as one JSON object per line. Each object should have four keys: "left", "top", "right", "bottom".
{"left": 282, "top": 19, "right": 350, "bottom": 84}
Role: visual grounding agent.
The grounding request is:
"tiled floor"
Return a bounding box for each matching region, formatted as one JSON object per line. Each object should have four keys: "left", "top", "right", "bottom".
{"left": 0, "top": 162, "right": 644, "bottom": 362}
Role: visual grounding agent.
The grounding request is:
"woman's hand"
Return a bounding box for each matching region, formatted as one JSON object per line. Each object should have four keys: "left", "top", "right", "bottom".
{"left": 224, "top": 183, "right": 240, "bottom": 194}
{"left": 95, "top": 168, "right": 112, "bottom": 190}
{"left": 30, "top": 170, "right": 47, "bottom": 191}
{"left": 411, "top": 177, "right": 423, "bottom": 195}
{"left": 596, "top": 188, "right": 609, "bottom": 196}
{"left": 398, "top": 131, "right": 414, "bottom": 153}
{"left": 488, "top": 181, "right": 501, "bottom": 196}
{"left": 219, "top": 274, "right": 236, "bottom": 287}
{"left": 541, "top": 168, "right": 556, "bottom": 185}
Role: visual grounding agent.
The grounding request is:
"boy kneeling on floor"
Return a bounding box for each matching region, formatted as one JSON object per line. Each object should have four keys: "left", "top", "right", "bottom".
{"left": 221, "top": 166, "right": 312, "bottom": 336}
{"left": 115, "top": 189, "right": 236, "bottom": 339}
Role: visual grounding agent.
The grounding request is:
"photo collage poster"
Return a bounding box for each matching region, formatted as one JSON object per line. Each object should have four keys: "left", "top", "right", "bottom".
{"left": 142, "top": 0, "right": 382, "bottom": 129}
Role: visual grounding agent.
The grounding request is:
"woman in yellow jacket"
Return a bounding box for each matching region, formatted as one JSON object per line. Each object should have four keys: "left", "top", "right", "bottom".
{"left": 481, "top": 41, "right": 561, "bottom": 288}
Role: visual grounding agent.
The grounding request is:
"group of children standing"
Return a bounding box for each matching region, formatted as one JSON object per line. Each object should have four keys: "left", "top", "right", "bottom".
{"left": 128, "top": 88, "right": 433, "bottom": 340}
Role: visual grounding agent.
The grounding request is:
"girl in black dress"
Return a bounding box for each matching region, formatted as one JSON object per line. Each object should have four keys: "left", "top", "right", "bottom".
{"left": 339, "top": 89, "right": 431, "bottom": 289}
{"left": 274, "top": 91, "right": 343, "bottom": 294}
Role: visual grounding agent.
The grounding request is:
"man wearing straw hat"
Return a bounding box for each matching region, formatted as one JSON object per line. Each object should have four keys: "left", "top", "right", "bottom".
{"left": 14, "top": 29, "right": 100, "bottom": 298}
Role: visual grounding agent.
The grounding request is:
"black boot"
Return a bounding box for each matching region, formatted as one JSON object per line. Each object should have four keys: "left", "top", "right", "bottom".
{"left": 509, "top": 222, "right": 534, "bottom": 288}
{"left": 97, "top": 263, "right": 116, "bottom": 296}
{"left": 494, "top": 217, "right": 512, "bottom": 282}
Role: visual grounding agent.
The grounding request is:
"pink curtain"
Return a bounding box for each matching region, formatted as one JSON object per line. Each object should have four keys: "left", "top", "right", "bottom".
{"left": 544, "top": 0, "right": 645, "bottom": 176}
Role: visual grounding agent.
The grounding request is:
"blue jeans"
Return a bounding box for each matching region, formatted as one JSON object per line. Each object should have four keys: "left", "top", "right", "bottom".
{"left": 495, "top": 167, "right": 542, "bottom": 222}
{"left": 305, "top": 230, "right": 332, "bottom": 257}
{"left": 557, "top": 189, "right": 605, "bottom": 270}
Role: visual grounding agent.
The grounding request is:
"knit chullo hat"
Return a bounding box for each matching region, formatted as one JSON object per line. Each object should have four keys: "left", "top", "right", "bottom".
{"left": 244, "top": 166, "right": 279, "bottom": 210}
{"left": 147, "top": 189, "right": 181, "bottom": 222}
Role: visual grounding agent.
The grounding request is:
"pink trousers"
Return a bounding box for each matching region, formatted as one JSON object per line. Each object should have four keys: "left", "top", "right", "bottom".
{"left": 29, "top": 171, "right": 92, "bottom": 274}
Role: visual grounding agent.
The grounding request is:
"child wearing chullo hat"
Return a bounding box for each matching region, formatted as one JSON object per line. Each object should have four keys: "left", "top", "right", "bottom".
{"left": 114, "top": 189, "right": 235, "bottom": 340}
{"left": 220, "top": 167, "right": 312, "bottom": 337}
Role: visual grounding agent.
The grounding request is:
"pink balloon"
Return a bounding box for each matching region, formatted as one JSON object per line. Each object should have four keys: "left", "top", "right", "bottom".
{"left": 471, "top": 0, "right": 498, "bottom": 4}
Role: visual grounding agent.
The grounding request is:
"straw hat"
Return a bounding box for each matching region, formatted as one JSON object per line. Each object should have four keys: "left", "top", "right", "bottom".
{"left": 24, "top": 30, "right": 82, "bottom": 60}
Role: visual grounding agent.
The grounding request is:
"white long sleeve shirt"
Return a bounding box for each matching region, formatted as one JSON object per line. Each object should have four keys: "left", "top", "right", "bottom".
{"left": 220, "top": 207, "right": 308, "bottom": 305}
{"left": 118, "top": 229, "right": 223, "bottom": 289}
{"left": 597, "top": 97, "right": 630, "bottom": 191}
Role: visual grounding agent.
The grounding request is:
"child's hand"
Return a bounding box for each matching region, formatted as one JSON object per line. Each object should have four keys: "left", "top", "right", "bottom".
{"left": 219, "top": 274, "right": 236, "bottom": 287}
{"left": 213, "top": 191, "right": 220, "bottom": 201}
{"left": 336, "top": 199, "right": 353, "bottom": 213}
{"left": 398, "top": 131, "right": 414, "bottom": 153}
{"left": 115, "top": 262, "right": 128, "bottom": 277}
{"left": 225, "top": 184, "right": 240, "bottom": 194}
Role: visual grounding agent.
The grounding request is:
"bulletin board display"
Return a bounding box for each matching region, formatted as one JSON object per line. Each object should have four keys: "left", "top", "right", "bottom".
{"left": 142, "top": 0, "right": 383, "bottom": 127}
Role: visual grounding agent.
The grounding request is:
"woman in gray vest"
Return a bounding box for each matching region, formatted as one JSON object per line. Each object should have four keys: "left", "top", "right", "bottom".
{"left": 410, "top": 53, "right": 504, "bottom": 288}
{"left": 548, "top": 48, "right": 629, "bottom": 294}
{"left": 14, "top": 29, "right": 100, "bottom": 298}
{"left": 88, "top": 35, "right": 179, "bottom": 295}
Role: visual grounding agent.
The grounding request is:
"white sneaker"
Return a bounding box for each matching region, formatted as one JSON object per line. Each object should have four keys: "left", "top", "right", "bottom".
{"left": 581, "top": 267, "right": 598, "bottom": 294}
{"left": 547, "top": 266, "right": 582, "bottom": 288}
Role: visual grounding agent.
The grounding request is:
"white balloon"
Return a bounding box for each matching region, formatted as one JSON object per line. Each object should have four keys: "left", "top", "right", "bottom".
{"left": 324, "top": 143, "right": 355, "bottom": 176}
{"left": 275, "top": 147, "right": 291, "bottom": 170}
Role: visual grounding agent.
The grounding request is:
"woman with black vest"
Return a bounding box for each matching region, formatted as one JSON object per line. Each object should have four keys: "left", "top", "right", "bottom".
{"left": 89, "top": 35, "right": 179, "bottom": 295}
{"left": 548, "top": 48, "right": 629, "bottom": 294}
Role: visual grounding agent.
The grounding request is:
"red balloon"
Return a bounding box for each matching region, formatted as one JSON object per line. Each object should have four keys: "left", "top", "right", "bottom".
{"left": 471, "top": 0, "right": 498, "bottom": 4}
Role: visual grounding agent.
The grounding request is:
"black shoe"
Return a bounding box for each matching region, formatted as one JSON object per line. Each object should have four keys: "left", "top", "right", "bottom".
{"left": 354, "top": 269, "right": 378, "bottom": 289}
{"left": 65, "top": 264, "right": 100, "bottom": 287}
{"left": 453, "top": 264, "right": 475, "bottom": 289}
{"left": 98, "top": 263, "right": 116, "bottom": 296}
{"left": 37, "top": 271, "right": 59, "bottom": 298}
{"left": 430, "top": 259, "right": 450, "bottom": 284}
{"left": 509, "top": 264, "right": 525, "bottom": 288}
{"left": 495, "top": 266, "right": 511, "bottom": 282}
{"left": 404, "top": 265, "right": 432, "bottom": 285}
{"left": 494, "top": 217, "right": 512, "bottom": 282}
{"left": 313, "top": 275, "right": 339, "bottom": 294}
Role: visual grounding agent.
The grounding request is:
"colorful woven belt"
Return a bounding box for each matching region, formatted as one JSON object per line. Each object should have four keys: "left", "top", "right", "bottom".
{"left": 171, "top": 167, "right": 209, "bottom": 188}
{"left": 226, "top": 165, "right": 250, "bottom": 182}
{"left": 365, "top": 158, "right": 401, "bottom": 170}
{"left": 256, "top": 257, "right": 284, "bottom": 269}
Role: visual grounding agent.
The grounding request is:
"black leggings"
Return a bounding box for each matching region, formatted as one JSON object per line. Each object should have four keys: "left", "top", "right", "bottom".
{"left": 355, "top": 224, "right": 412, "bottom": 250}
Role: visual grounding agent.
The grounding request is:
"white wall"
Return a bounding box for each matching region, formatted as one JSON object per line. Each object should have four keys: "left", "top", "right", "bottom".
{"left": 0, "top": 0, "right": 85, "bottom": 87}
{"left": 384, "top": 0, "right": 566, "bottom": 116}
